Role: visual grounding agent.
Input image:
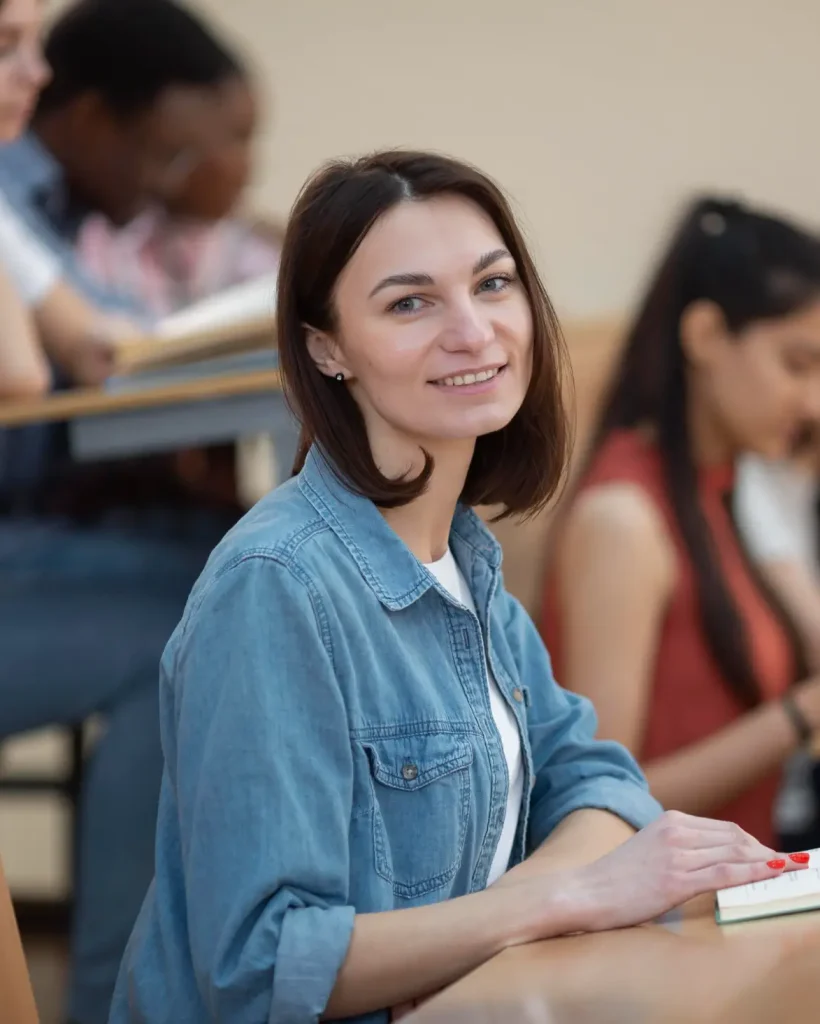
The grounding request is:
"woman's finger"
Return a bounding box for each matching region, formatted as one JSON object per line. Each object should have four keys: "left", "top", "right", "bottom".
{"left": 676, "top": 842, "right": 787, "bottom": 873}
{"left": 686, "top": 858, "right": 789, "bottom": 896}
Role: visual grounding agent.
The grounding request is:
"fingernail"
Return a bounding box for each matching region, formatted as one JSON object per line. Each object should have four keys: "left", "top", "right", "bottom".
{"left": 767, "top": 859, "right": 787, "bottom": 869}
{"left": 789, "top": 852, "right": 811, "bottom": 864}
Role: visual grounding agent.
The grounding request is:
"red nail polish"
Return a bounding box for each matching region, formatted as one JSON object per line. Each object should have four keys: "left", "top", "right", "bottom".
{"left": 789, "top": 852, "right": 811, "bottom": 864}
{"left": 767, "top": 859, "right": 787, "bottom": 869}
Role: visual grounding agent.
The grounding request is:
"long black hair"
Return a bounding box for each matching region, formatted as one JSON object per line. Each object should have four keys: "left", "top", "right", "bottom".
{"left": 594, "top": 196, "right": 820, "bottom": 707}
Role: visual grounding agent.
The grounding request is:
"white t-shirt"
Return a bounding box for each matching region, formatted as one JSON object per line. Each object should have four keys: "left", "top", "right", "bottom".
{"left": 0, "top": 188, "right": 60, "bottom": 306}
{"left": 424, "top": 547, "right": 524, "bottom": 885}
{"left": 735, "top": 453, "right": 818, "bottom": 569}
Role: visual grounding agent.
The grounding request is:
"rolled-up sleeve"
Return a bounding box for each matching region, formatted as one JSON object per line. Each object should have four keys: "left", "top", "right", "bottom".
{"left": 0, "top": 189, "right": 60, "bottom": 305}
{"left": 497, "top": 589, "right": 662, "bottom": 853}
{"left": 169, "top": 553, "right": 356, "bottom": 1023}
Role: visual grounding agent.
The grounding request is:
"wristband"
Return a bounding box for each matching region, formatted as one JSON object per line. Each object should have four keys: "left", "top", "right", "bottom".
{"left": 782, "top": 693, "right": 813, "bottom": 745}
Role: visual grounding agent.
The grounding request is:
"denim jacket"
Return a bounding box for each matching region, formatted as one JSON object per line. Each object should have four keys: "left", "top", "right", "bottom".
{"left": 109, "top": 446, "right": 662, "bottom": 1024}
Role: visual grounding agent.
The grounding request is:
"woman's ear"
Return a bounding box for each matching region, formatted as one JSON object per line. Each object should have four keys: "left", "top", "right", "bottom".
{"left": 679, "top": 299, "right": 731, "bottom": 369}
{"left": 304, "top": 326, "right": 352, "bottom": 380}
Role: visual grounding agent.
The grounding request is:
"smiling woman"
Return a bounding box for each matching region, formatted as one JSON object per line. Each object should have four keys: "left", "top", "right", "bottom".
{"left": 109, "top": 152, "right": 806, "bottom": 1024}
{"left": 279, "top": 151, "right": 569, "bottom": 517}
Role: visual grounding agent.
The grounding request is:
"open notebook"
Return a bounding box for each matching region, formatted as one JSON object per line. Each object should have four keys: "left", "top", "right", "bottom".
{"left": 114, "top": 272, "right": 277, "bottom": 374}
{"left": 716, "top": 850, "right": 820, "bottom": 924}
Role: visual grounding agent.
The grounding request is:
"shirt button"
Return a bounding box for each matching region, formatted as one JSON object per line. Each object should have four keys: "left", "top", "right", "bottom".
{"left": 402, "top": 763, "right": 419, "bottom": 781}
{"left": 512, "top": 688, "right": 524, "bottom": 703}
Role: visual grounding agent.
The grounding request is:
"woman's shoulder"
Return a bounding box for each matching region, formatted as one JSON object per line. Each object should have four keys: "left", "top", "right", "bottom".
{"left": 559, "top": 429, "right": 674, "bottom": 572}
{"left": 187, "top": 477, "right": 346, "bottom": 609}
{"left": 580, "top": 428, "right": 665, "bottom": 492}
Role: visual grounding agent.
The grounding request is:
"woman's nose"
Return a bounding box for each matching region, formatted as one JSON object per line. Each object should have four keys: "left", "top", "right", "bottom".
{"left": 440, "top": 300, "right": 495, "bottom": 351}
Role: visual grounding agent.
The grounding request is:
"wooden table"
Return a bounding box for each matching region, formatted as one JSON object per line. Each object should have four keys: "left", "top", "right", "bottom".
{"left": 412, "top": 898, "right": 820, "bottom": 1023}
{"left": 0, "top": 365, "right": 287, "bottom": 462}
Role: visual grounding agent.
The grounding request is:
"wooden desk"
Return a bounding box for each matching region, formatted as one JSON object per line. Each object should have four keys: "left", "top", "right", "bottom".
{"left": 0, "top": 368, "right": 286, "bottom": 462}
{"left": 412, "top": 898, "right": 820, "bottom": 1023}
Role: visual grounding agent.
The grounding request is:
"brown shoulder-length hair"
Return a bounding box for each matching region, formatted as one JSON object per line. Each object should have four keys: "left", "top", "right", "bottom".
{"left": 277, "top": 149, "right": 569, "bottom": 520}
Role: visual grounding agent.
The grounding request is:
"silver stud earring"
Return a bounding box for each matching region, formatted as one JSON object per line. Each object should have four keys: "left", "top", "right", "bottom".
{"left": 335, "top": 372, "right": 345, "bottom": 382}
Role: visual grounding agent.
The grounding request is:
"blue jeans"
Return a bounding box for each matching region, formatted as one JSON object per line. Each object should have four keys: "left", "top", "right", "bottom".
{"left": 0, "top": 516, "right": 225, "bottom": 1024}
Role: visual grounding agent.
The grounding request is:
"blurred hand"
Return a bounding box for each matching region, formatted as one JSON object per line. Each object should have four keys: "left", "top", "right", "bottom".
{"left": 70, "top": 315, "right": 142, "bottom": 387}
{"left": 497, "top": 810, "right": 807, "bottom": 940}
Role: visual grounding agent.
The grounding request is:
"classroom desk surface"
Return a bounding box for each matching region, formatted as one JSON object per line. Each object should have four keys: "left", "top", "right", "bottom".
{"left": 0, "top": 368, "right": 281, "bottom": 427}
{"left": 0, "top": 368, "right": 288, "bottom": 462}
{"left": 412, "top": 895, "right": 820, "bottom": 1023}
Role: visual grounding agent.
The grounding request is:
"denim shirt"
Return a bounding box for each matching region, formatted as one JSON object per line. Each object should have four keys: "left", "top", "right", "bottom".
{"left": 109, "top": 447, "right": 662, "bottom": 1024}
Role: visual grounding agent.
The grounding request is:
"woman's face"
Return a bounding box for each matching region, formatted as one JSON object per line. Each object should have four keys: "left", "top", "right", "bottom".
{"left": 0, "top": 0, "right": 49, "bottom": 143}
{"left": 311, "top": 195, "right": 534, "bottom": 464}
{"left": 689, "top": 299, "right": 820, "bottom": 460}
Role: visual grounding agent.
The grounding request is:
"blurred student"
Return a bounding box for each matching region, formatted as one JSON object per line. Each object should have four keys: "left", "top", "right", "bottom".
{"left": 72, "top": 35, "right": 287, "bottom": 501}
{"left": 77, "top": 58, "right": 279, "bottom": 318}
{"left": 0, "top": 0, "right": 237, "bottom": 311}
{"left": 0, "top": 3, "right": 250, "bottom": 1023}
{"left": 542, "top": 197, "right": 820, "bottom": 848}
{"left": 24, "top": 0, "right": 294, "bottom": 493}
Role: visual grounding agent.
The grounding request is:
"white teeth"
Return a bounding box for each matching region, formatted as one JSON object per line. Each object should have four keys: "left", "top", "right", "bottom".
{"left": 436, "top": 367, "right": 500, "bottom": 386}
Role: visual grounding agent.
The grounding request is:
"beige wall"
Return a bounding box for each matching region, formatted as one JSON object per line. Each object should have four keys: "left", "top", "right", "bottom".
{"left": 187, "top": 0, "right": 820, "bottom": 318}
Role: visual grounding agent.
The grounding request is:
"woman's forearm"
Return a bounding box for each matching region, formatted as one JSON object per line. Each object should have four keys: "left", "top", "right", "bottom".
{"left": 643, "top": 698, "right": 798, "bottom": 817}
{"left": 324, "top": 883, "right": 570, "bottom": 1019}
{"left": 0, "top": 267, "right": 50, "bottom": 397}
{"left": 521, "top": 809, "right": 637, "bottom": 876}
{"left": 35, "top": 281, "right": 140, "bottom": 386}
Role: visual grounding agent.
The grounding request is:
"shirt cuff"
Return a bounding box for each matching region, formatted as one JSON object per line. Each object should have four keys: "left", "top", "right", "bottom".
{"left": 24, "top": 261, "right": 59, "bottom": 307}
{"left": 269, "top": 903, "right": 356, "bottom": 1024}
{"left": 527, "top": 779, "right": 664, "bottom": 853}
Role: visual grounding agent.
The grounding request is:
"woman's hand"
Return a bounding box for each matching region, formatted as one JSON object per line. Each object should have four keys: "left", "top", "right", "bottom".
{"left": 499, "top": 811, "right": 808, "bottom": 941}
{"left": 68, "top": 315, "right": 142, "bottom": 386}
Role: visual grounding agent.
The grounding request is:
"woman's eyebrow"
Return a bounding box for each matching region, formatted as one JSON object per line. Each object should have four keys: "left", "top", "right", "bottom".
{"left": 368, "top": 248, "right": 512, "bottom": 299}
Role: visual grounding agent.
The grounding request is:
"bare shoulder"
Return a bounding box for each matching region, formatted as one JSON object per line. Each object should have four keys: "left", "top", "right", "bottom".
{"left": 560, "top": 482, "right": 676, "bottom": 583}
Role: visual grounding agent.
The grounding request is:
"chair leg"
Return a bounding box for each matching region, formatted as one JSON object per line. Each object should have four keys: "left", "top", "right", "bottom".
{"left": 66, "top": 726, "right": 85, "bottom": 925}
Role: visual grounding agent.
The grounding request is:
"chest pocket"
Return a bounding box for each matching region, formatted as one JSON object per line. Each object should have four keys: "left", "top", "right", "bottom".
{"left": 362, "top": 733, "right": 473, "bottom": 900}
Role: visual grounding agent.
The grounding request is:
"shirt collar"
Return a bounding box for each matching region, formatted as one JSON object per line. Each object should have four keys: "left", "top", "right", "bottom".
{"left": 297, "top": 445, "right": 502, "bottom": 611}
{"left": 17, "top": 131, "right": 90, "bottom": 241}
{"left": 7, "top": 130, "right": 62, "bottom": 193}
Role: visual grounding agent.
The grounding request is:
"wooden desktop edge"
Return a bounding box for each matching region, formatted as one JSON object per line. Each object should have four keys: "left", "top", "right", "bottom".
{"left": 0, "top": 368, "right": 282, "bottom": 427}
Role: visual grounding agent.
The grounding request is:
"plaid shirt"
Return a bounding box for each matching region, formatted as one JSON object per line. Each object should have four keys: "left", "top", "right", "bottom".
{"left": 77, "top": 208, "right": 280, "bottom": 318}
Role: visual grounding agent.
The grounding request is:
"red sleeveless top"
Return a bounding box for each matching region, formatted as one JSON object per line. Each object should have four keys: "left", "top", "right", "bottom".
{"left": 542, "top": 430, "right": 795, "bottom": 847}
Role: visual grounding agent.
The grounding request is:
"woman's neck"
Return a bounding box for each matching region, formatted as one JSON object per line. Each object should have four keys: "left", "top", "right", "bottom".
{"left": 376, "top": 438, "right": 475, "bottom": 564}
{"left": 686, "top": 383, "right": 736, "bottom": 468}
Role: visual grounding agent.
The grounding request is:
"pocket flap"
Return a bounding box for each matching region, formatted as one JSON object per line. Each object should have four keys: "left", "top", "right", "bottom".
{"left": 364, "top": 734, "right": 473, "bottom": 792}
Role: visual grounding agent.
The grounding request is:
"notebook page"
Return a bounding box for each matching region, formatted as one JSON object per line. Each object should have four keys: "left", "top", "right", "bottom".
{"left": 155, "top": 273, "right": 277, "bottom": 340}
{"left": 718, "top": 850, "right": 820, "bottom": 909}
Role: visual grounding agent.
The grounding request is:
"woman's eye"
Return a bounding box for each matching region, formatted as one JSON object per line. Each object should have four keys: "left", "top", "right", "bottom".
{"left": 389, "top": 296, "right": 425, "bottom": 314}
{"left": 478, "top": 274, "right": 512, "bottom": 294}
{"left": 784, "top": 354, "right": 813, "bottom": 376}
